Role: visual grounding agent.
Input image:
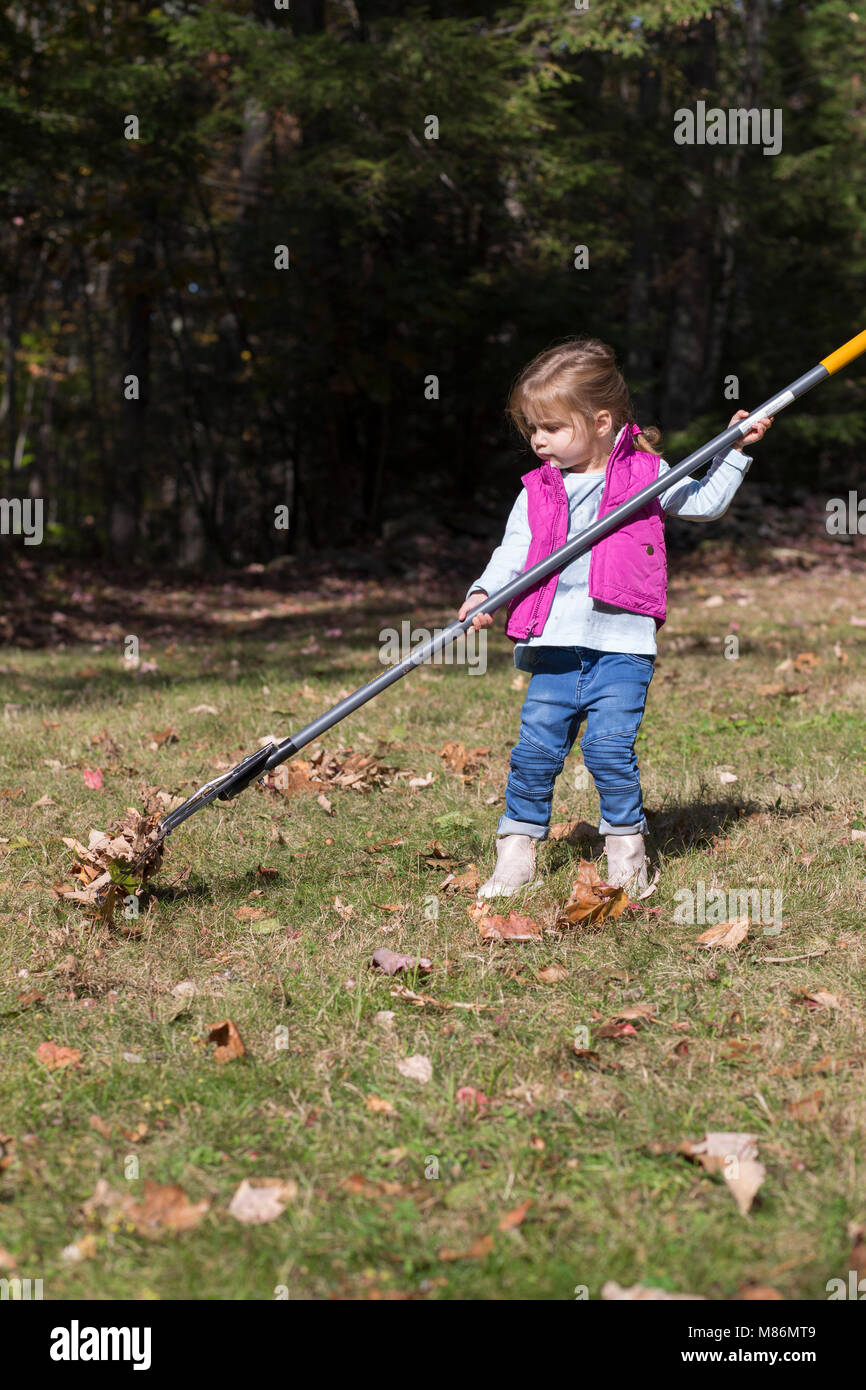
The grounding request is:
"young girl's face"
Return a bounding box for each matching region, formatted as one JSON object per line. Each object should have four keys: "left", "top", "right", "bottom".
{"left": 525, "top": 408, "right": 612, "bottom": 472}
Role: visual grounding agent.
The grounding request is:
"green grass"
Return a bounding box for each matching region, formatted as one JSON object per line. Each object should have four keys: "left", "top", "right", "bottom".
{"left": 1, "top": 560, "right": 865, "bottom": 1300}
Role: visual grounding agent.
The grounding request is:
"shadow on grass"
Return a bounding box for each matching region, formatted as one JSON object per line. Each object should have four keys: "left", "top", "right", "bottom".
{"left": 647, "top": 797, "right": 827, "bottom": 857}
{"left": 0, "top": 637, "right": 520, "bottom": 714}
{"left": 545, "top": 797, "right": 828, "bottom": 874}
{"left": 148, "top": 875, "right": 211, "bottom": 905}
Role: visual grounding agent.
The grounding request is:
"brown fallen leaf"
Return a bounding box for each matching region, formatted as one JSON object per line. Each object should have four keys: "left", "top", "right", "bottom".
{"left": 770, "top": 1054, "right": 843, "bottom": 1078}
{"left": 721, "top": 1039, "right": 761, "bottom": 1061}
{"left": 438, "top": 741, "right": 490, "bottom": 781}
{"left": 591, "top": 1003, "right": 656, "bottom": 1042}
{"left": 61, "top": 1234, "right": 99, "bottom": 1265}
{"left": 455, "top": 1086, "right": 491, "bottom": 1113}
{"left": 120, "top": 1122, "right": 148, "bottom": 1143}
{"left": 365, "top": 1096, "right": 398, "bottom": 1116}
{"left": 424, "top": 840, "right": 450, "bottom": 858}
{"left": 234, "top": 904, "right": 268, "bottom": 921}
{"left": 206, "top": 1019, "right": 246, "bottom": 1063}
{"left": 88, "top": 1115, "right": 112, "bottom": 1139}
{"left": 784, "top": 1089, "right": 823, "bottom": 1122}
{"left": 537, "top": 964, "right": 568, "bottom": 983}
{"left": 370, "top": 948, "right": 433, "bottom": 976}
{"left": 738, "top": 1283, "right": 784, "bottom": 1300}
{"left": 478, "top": 910, "right": 543, "bottom": 942}
{"left": 50, "top": 882, "right": 77, "bottom": 899}
{"left": 80, "top": 1178, "right": 122, "bottom": 1220}
{"left": 408, "top": 772, "right": 436, "bottom": 788}
{"left": 17, "top": 989, "right": 46, "bottom": 1008}
{"left": 147, "top": 727, "right": 179, "bottom": 749}
{"left": 265, "top": 761, "right": 315, "bottom": 795}
{"left": 81, "top": 1177, "right": 209, "bottom": 1236}
{"left": 127, "top": 1180, "right": 210, "bottom": 1237}
{"left": 560, "top": 858, "right": 628, "bottom": 927}
{"left": 36, "top": 1041, "right": 82, "bottom": 1070}
{"left": 610, "top": 1004, "right": 657, "bottom": 1022}
{"left": 498, "top": 1199, "right": 532, "bottom": 1232}
{"left": 602, "top": 1280, "right": 706, "bottom": 1301}
{"left": 317, "top": 792, "right": 334, "bottom": 815}
{"left": 338, "top": 1173, "right": 407, "bottom": 1200}
{"left": 679, "top": 1131, "right": 765, "bottom": 1215}
{"left": 396, "top": 1054, "right": 432, "bottom": 1084}
{"left": 793, "top": 987, "right": 840, "bottom": 1010}
{"left": 257, "top": 864, "right": 279, "bottom": 879}
{"left": 441, "top": 864, "right": 481, "bottom": 893}
{"left": 228, "top": 1178, "right": 298, "bottom": 1225}
{"left": 593, "top": 1021, "right": 639, "bottom": 1040}
{"left": 438, "top": 1234, "right": 494, "bottom": 1262}
{"left": 696, "top": 917, "right": 750, "bottom": 949}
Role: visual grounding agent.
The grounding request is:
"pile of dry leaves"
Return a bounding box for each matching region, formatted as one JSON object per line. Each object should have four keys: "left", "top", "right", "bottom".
{"left": 58, "top": 799, "right": 167, "bottom": 924}
{"left": 264, "top": 745, "right": 395, "bottom": 799}
{"left": 438, "top": 740, "right": 490, "bottom": 783}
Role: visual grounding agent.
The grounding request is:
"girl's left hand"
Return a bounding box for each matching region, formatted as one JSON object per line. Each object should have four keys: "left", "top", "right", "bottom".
{"left": 728, "top": 408, "right": 774, "bottom": 447}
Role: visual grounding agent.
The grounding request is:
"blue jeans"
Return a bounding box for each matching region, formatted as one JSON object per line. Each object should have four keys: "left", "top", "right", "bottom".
{"left": 499, "top": 646, "right": 655, "bottom": 840}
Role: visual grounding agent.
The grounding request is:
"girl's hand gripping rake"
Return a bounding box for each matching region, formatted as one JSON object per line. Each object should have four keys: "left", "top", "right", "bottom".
{"left": 147, "top": 330, "right": 866, "bottom": 860}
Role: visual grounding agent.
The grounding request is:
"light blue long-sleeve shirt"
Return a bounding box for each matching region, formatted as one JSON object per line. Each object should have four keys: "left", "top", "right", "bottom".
{"left": 467, "top": 428, "right": 753, "bottom": 664}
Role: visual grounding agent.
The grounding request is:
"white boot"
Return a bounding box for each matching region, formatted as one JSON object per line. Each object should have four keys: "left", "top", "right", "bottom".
{"left": 605, "top": 833, "right": 648, "bottom": 895}
{"left": 478, "top": 834, "right": 537, "bottom": 899}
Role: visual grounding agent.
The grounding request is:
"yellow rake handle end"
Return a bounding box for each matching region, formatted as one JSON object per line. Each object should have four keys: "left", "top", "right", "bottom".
{"left": 820, "top": 329, "right": 866, "bottom": 376}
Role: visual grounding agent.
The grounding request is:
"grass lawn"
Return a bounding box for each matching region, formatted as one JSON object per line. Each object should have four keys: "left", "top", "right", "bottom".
{"left": 1, "top": 543, "right": 865, "bottom": 1300}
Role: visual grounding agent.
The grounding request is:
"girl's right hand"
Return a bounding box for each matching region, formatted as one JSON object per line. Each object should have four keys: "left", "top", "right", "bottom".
{"left": 458, "top": 591, "right": 494, "bottom": 631}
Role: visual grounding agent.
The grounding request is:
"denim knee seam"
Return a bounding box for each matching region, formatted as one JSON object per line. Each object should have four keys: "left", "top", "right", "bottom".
{"left": 515, "top": 728, "right": 570, "bottom": 764}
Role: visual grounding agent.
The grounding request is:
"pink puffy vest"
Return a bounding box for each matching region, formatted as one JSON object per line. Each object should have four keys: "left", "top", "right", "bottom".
{"left": 505, "top": 423, "right": 667, "bottom": 639}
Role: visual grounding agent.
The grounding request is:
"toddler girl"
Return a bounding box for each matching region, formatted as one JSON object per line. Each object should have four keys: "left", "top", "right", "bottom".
{"left": 458, "top": 338, "right": 773, "bottom": 898}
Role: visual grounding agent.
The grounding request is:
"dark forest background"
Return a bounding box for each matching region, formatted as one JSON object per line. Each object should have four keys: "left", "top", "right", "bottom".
{"left": 1, "top": 0, "right": 864, "bottom": 569}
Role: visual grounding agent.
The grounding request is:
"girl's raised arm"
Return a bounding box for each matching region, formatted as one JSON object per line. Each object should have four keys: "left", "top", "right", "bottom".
{"left": 658, "top": 450, "right": 751, "bottom": 521}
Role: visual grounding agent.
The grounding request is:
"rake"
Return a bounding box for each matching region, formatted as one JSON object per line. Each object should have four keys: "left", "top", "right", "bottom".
{"left": 142, "top": 330, "right": 866, "bottom": 863}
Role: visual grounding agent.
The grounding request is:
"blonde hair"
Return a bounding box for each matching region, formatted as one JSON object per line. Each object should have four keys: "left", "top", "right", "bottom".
{"left": 506, "top": 337, "right": 662, "bottom": 456}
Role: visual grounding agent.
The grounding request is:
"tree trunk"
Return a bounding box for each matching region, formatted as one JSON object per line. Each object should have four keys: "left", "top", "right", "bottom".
{"left": 660, "top": 18, "right": 719, "bottom": 429}
{"left": 113, "top": 208, "right": 155, "bottom": 556}
{"left": 626, "top": 64, "right": 661, "bottom": 424}
{"left": 5, "top": 275, "right": 18, "bottom": 484}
